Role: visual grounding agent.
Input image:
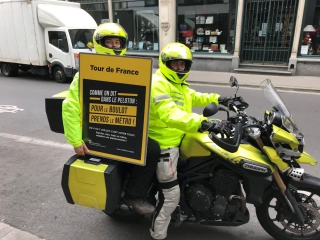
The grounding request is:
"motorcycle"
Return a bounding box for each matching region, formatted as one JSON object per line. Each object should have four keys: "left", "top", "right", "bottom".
{"left": 45, "top": 77, "right": 320, "bottom": 240}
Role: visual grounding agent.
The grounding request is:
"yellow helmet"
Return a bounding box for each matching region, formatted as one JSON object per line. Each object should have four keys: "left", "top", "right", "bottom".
{"left": 159, "top": 42, "right": 193, "bottom": 84}
{"left": 93, "top": 23, "right": 128, "bottom": 55}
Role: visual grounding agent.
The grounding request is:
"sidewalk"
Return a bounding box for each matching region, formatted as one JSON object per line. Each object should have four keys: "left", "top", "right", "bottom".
{"left": 0, "top": 222, "right": 43, "bottom": 240}
{"left": 187, "top": 70, "right": 320, "bottom": 93}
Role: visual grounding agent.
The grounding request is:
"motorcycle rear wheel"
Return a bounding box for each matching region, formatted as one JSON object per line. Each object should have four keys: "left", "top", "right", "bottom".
{"left": 104, "top": 203, "right": 144, "bottom": 222}
{"left": 256, "top": 188, "right": 320, "bottom": 240}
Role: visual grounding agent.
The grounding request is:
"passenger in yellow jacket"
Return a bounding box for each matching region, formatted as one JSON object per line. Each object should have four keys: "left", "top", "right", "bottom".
{"left": 149, "top": 42, "right": 231, "bottom": 240}
{"left": 62, "top": 23, "right": 160, "bottom": 215}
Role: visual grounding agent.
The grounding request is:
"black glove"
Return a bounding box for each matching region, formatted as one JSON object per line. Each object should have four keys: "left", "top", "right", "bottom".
{"left": 218, "top": 96, "right": 233, "bottom": 107}
{"left": 212, "top": 121, "right": 232, "bottom": 138}
{"left": 200, "top": 121, "right": 232, "bottom": 138}
{"left": 200, "top": 121, "right": 215, "bottom": 132}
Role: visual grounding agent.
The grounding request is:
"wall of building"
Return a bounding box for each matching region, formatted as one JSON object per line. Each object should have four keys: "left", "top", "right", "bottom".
{"left": 296, "top": 61, "right": 320, "bottom": 76}
{"left": 75, "top": 0, "right": 320, "bottom": 76}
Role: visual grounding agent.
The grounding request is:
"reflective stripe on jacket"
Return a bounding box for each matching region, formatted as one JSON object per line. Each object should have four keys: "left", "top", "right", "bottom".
{"left": 148, "top": 70, "right": 220, "bottom": 149}
{"left": 62, "top": 72, "right": 83, "bottom": 148}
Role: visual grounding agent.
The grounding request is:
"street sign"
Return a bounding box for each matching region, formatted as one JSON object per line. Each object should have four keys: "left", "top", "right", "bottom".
{"left": 79, "top": 53, "right": 153, "bottom": 166}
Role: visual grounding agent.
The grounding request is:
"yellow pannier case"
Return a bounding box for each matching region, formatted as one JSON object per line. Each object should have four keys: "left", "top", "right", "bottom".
{"left": 61, "top": 155, "right": 124, "bottom": 214}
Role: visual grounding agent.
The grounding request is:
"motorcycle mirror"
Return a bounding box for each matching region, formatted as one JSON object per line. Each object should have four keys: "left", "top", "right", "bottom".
{"left": 203, "top": 103, "right": 219, "bottom": 117}
{"left": 229, "top": 76, "right": 238, "bottom": 87}
{"left": 229, "top": 76, "right": 239, "bottom": 98}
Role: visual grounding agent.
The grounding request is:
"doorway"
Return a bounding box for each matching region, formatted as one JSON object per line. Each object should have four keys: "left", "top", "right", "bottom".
{"left": 240, "top": 0, "right": 299, "bottom": 64}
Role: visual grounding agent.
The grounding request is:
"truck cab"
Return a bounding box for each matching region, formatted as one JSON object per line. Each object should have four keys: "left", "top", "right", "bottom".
{"left": 0, "top": 0, "right": 97, "bottom": 83}
{"left": 39, "top": 4, "right": 97, "bottom": 82}
{"left": 45, "top": 28, "right": 95, "bottom": 83}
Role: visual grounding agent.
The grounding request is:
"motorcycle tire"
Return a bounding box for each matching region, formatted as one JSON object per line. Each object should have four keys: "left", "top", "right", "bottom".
{"left": 103, "top": 204, "right": 144, "bottom": 222}
{"left": 256, "top": 188, "right": 320, "bottom": 240}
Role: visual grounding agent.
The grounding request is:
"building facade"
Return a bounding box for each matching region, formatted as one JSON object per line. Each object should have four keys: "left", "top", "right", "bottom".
{"left": 73, "top": 0, "right": 320, "bottom": 76}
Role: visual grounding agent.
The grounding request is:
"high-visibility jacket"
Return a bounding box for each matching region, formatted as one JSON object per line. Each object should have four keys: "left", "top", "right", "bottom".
{"left": 62, "top": 73, "right": 83, "bottom": 148}
{"left": 148, "top": 70, "right": 220, "bottom": 149}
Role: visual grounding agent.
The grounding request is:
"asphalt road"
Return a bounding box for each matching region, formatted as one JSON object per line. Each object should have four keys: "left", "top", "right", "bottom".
{"left": 0, "top": 72, "right": 320, "bottom": 240}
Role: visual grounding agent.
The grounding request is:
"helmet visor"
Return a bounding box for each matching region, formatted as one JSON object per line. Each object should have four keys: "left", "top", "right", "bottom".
{"left": 101, "top": 36, "right": 127, "bottom": 50}
{"left": 166, "top": 59, "right": 192, "bottom": 73}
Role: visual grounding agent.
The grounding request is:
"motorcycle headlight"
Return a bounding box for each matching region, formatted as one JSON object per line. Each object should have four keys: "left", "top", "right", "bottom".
{"left": 267, "top": 110, "right": 282, "bottom": 127}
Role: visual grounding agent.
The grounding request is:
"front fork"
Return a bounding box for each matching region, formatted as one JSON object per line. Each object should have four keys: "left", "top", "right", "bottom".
{"left": 248, "top": 128, "right": 305, "bottom": 224}
{"left": 272, "top": 171, "right": 305, "bottom": 224}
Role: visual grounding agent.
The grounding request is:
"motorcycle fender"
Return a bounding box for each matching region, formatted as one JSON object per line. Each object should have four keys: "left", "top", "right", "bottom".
{"left": 288, "top": 173, "right": 320, "bottom": 194}
{"left": 61, "top": 155, "right": 124, "bottom": 214}
{"left": 296, "top": 151, "right": 317, "bottom": 166}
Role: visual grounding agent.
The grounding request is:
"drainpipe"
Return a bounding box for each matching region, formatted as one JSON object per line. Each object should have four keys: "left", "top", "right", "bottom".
{"left": 288, "top": 0, "right": 306, "bottom": 75}
{"left": 108, "top": 0, "right": 113, "bottom": 23}
{"left": 159, "top": 0, "right": 176, "bottom": 51}
{"left": 232, "top": 0, "right": 245, "bottom": 72}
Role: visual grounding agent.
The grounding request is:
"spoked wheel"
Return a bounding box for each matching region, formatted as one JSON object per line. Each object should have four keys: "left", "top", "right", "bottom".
{"left": 103, "top": 202, "right": 144, "bottom": 222}
{"left": 256, "top": 188, "right": 320, "bottom": 240}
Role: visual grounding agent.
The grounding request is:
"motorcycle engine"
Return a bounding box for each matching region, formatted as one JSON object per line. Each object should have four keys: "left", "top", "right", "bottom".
{"left": 186, "top": 183, "right": 213, "bottom": 212}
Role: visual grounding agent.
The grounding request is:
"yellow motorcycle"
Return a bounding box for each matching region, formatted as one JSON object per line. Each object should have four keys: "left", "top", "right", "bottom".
{"left": 176, "top": 77, "right": 320, "bottom": 240}
{"left": 45, "top": 77, "right": 320, "bottom": 240}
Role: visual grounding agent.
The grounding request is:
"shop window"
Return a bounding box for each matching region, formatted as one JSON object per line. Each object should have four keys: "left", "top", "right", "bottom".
{"left": 299, "top": 0, "right": 320, "bottom": 56}
{"left": 113, "top": 1, "right": 159, "bottom": 52}
{"left": 177, "top": 0, "right": 237, "bottom": 54}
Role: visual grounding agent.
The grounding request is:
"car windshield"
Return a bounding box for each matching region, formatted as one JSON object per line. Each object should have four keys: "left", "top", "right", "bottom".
{"left": 69, "top": 29, "right": 94, "bottom": 49}
{"left": 260, "top": 79, "right": 301, "bottom": 136}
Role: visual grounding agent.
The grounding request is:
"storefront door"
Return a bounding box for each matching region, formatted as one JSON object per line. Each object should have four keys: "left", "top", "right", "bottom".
{"left": 240, "top": 0, "right": 298, "bottom": 64}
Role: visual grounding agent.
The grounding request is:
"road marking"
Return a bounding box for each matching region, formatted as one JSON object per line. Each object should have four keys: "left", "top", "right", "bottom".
{"left": 0, "top": 105, "right": 24, "bottom": 113}
{"left": 0, "top": 133, "right": 72, "bottom": 150}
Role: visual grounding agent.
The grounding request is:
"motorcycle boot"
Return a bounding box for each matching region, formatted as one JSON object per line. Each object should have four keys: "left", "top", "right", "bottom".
{"left": 122, "top": 137, "right": 160, "bottom": 215}
{"left": 123, "top": 196, "right": 155, "bottom": 215}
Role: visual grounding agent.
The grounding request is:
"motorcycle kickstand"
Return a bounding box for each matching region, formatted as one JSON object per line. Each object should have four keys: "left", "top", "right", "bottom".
{"left": 174, "top": 205, "right": 187, "bottom": 228}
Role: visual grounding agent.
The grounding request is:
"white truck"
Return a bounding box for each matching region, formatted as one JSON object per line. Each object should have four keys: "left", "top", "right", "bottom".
{"left": 0, "top": 0, "right": 97, "bottom": 83}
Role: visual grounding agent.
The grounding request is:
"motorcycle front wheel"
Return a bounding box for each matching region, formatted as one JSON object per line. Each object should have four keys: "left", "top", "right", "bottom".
{"left": 256, "top": 188, "right": 320, "bottom": 240}
{"left": 103, "top": 203, "right": 144, "bottom": 222}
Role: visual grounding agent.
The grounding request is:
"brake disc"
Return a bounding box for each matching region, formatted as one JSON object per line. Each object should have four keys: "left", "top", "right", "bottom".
{"left": 280, "top": 202, "right": 320, "bottom": 234}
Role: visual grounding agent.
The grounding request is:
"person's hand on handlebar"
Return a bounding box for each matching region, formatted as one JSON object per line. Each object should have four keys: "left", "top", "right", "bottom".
{"left": 199, "top": 120, "right": 232, "bottom": 138}
{"left": 218, "top": 96, "right": 233, "bottom": 107}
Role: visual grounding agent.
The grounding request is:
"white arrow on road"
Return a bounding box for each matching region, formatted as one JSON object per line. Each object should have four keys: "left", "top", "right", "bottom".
{"left": 0, "top": 105, "right": 24, "bottom": 113}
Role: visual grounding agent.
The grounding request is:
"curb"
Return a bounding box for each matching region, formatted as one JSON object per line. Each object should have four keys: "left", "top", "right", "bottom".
{"left": 188, "top": 80, "right": 320, "bottom": 94}
{"left": 0, "top": 222, "right": 44, "bottom": 240}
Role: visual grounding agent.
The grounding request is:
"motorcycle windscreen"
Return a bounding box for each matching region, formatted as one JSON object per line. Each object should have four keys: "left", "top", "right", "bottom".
{"left": 61, "top": 155, "right": 124, "bottom": 214}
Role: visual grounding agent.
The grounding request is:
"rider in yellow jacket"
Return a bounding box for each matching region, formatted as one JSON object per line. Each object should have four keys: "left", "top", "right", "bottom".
{"left": 149, "top": 42, "right": 231, "bottom": 240}
{"left": 62, "top": 23, "right": 160, "bottom": 215}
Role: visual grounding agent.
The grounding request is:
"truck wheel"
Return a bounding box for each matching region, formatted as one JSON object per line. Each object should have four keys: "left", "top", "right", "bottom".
{"left": 1, "top": 63, "right": 18, "bottom": 77}
{"left": 53, "top": 66, "right": 67, "bottom": 83}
